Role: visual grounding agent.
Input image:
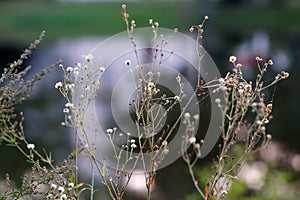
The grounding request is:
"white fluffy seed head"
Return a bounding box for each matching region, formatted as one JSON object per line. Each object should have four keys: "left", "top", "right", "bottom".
{"left": 229, "top": 56, "right": 237, "bottom": 63}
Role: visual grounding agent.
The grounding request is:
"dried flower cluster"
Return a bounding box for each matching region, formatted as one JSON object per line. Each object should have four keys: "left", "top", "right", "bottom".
{"left": 0, "top": 30, "right": 51, "bottom": 146}
{"left": 0, "top": 4, "right": 289, "bottom": 200}
{"left": 0, "top": 32, "right": 82, "bottom": 200}
{"left": 183, "top": 54, "right": 289, "bottom": 199}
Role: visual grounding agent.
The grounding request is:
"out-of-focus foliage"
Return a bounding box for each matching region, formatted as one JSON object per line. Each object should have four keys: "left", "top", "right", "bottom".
{"left": 185, "top": 144, "right": 300, "bottom": 200}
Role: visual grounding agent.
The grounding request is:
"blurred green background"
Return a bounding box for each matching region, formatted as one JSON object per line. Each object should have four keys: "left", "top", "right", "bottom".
{"left": 0, "top": 0, "right": 300, "bottom": 199}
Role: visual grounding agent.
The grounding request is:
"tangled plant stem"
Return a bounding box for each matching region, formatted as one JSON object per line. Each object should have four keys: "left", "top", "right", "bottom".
{"left": 0, "top": 4, "right": 289, "bottom": 200}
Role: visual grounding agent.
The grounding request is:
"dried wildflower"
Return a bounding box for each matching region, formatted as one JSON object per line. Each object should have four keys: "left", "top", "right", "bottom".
{"left": 218, "top": 78, "right": 225, "bottom": 83}
{"left": 50, "top": 183, "right": 57, "bottom": 190}
{"left": 148, "top": 82, "right": 155, "bottom": 88}
{"left": 236, "top": 63, "right": 242, "bottom": 68}
{"left": 83, "top": 54, "right": 94, "bottom": 62}
{"left": 267, "top": 103, "right": 273, "bottom": 110}
{"left": 131, "top": 20, "right": 136, "bottom": 29}
{"left": 0, "top": 31, "right": 78, "bottom": 200}
{"left": 75, "top": 62, "right": 81, "bottom": 68}
{"left": 68, "top": 182, "right": 74, "bottom": 190}
{"left": 215, "top": 98, "right": 221, "bottom": 104}
{"left": 63, "top": 108, "right": 69, "bottom": 114}
{"left": 238, "top": 88, "right": 244, "bottom": 94}
{"left": 268, "top": 59, "right": 273, "bottom": 65}
{"left": 149, "top": 18, "right": 153, "bottom": 25}
{"left": 66, "top": 66, "right": 73, "bottom": 73}
{"left": 162, "top": 141, "right": 168, "bottom": 146}
{"left": 282, "top": 71, "right": 289, "bottom": 79}
{"left": 221, "top": 190, "right": 228, "bottom": 195}
{"left": 85, "top": 86, "right": 91, "bottom": 92}
{"left": 65, "top": 83, "right": 74, "bottom": 91}
{"left": 162, "top": 148, "right": 170, "bottom": 155}
{"left": 55, "top": 82, "right": 63, "bottom": 89}
{"left": 256, "top": 120, "right": 263, "bottom": 125}
{"left": 125, "top": 59, "right": 131, "bottom": 66}
{"left": 189, "top": 27, "right": 195, "bottom": 32}
{"left": 130, "top": 139, "right": 135, "bottom": 144}
{"left": 73, "top": 67, "right": 79, "bottom": 77}
{"left": 256, "top": 56, "right": 263, "bottom": 61}
{"left": 99, "top": 67, "right": 105, "bottom": 72}
{"left": 193, "top": 114, "right": 199, "bottom": 120}
{"left": 47, "top": 194, "right": 53, "bottom": 199}
{"left": 229, "top": 56, "right": 237, "bottom": 63}
{"left": 189, "top": 137, "right": 196, "bottom": 144}
{"left": 184, "top": 112, "right": 191, "bottom": 119}
{"left": 60, "top": 194, "right": 67, "bottom": 200}
{"left": 174, "top": 95, "right": 180, "bottom": 101}
{"left": 176, "top": 75, "right": 181, "bottom": 82}
{"left": 27, "top": 143, "right": 35, "bottom": 150}
{"left": 65, "top": 102, "right": 74, "bottom": 109}
{"left": 262, "top": 119, "right": 269, "bottom": 124}
{"left": 2, "top": 7, "right": 286, "bottom": 200}
{"left": 106, "top": 128, "right": 113, "bottom": 134}
{"left": 58, "top": 186, "right": 65, "bottom": 193}
{"left": 93, "top": 80, "right": 100, "bottom": 89}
